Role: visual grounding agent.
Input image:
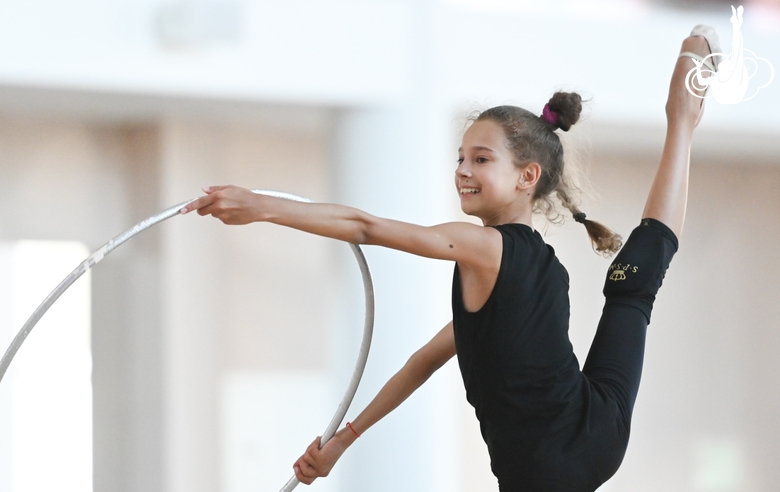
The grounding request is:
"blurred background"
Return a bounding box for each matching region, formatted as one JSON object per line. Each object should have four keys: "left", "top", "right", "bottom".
{"left": 1, "top": 0, "right": 779, "bottom": 491}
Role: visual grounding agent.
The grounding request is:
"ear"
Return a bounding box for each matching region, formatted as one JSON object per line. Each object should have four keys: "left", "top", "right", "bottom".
{"left": 517, "top": 162, "right": 542, "bottom": 191}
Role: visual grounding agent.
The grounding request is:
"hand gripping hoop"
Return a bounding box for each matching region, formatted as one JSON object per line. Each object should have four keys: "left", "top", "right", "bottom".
{"left": 0, "top": 190, "right": 375, "bottom": 492}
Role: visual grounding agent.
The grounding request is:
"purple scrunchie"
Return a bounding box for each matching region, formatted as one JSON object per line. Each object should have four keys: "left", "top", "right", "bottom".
{"left": 541, "top": 103, "right": 560, "bottom": 127}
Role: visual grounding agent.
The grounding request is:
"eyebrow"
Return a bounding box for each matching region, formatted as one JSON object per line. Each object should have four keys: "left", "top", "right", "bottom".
{"left": 458, "top": 146, "right": 497, "bottom": 153}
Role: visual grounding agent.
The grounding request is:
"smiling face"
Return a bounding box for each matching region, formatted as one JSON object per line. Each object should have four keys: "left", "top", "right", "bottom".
{"left": 456, "top": 119, "right": 537, "bottom": 226}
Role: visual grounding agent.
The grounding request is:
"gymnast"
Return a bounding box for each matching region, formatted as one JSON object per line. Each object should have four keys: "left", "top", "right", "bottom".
{"left": 182, "top": 25, "right": 719, "bottom": 491}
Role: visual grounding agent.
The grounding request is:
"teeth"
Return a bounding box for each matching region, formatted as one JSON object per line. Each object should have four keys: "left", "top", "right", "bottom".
{"left": 460, "top": 188, "right": 480, "bottom": 194}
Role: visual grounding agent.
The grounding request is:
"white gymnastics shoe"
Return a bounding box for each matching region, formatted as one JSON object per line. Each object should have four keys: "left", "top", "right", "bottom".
{"left": 679, "top": 24, "right": 722, "bottom": 73}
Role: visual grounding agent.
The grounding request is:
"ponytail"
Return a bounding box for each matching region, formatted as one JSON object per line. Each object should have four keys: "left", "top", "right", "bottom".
{"left": 556, "top": 186, "right": 622, "bottom": 256}
{"left": 576, "top": 212, "right": 623, "bottom": 256}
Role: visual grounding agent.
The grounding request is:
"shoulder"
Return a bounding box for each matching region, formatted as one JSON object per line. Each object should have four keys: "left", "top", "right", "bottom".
{"left": 493, "top": 223, "right": 546, "bottom": 249}
{"left": 494, "top": 223, "right": 562, "bottom": 270}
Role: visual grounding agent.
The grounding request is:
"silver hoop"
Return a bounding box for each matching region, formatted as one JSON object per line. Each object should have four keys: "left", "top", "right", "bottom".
{"left": 0, "top": 190, "right": 375, "bottom": 492}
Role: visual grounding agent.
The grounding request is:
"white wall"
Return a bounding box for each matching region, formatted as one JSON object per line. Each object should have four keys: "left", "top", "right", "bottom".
{"left": 0, "top": 0, "right": 414, "bottom": 105}
{"left": 1, "top": 1, "right": 778, "bottom": 129}
{"left": 0, "top": 241, "right": 93, "bottom": 492}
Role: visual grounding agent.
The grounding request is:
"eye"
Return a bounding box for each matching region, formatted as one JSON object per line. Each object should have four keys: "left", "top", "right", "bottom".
{"left": 476, "top": 156, "right": 489, "bottom": 164}
{"left": 456, "top": 157, "right": 464, "bottom": 165}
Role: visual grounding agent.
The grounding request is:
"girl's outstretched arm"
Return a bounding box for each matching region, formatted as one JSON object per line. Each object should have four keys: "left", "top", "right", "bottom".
{"left": 293, "top": 321, "right": 456, "bottom": 485}
{"left": 181, "top": 185, "right": 501, "bottom": 269}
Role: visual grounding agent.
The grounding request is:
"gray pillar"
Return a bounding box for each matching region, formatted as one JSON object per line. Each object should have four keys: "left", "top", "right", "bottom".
{"left": 92, "top": 125, "right": 166, "bottom": 492}
{"left": 330, "top": 102, "right": 459, "bottom": 492}
{"left": 158, "top": 120, "right": 223, "bottom": 492}
{"left": 325, "top": 1, "right": 465, "bottom": 488}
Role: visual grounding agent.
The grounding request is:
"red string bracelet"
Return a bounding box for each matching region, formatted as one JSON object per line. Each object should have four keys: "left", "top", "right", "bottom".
{"left": 346, "top": 422, "right": 361, "bottom": 438}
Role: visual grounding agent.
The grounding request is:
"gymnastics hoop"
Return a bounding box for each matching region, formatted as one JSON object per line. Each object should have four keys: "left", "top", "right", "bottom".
{"left": 0, "top": 190, "right": 375, "bottom": 492}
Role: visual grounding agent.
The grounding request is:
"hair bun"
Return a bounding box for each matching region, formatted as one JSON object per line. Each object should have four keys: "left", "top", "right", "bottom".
{"left": 546, "top": 92, "right": 582, "bottom": 132}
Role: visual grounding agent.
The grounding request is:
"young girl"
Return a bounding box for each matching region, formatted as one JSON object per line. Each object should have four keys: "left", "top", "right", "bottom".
{"left": 182, "top": 26, "right": 718, "bottom": 491}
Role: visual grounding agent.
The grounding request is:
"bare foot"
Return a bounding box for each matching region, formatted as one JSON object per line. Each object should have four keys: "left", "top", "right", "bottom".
{"left": 666, "top": 35, "right": 713, "bottom": 129}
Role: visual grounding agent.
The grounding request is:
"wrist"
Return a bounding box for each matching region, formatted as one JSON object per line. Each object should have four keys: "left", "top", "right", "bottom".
{"left": 336, "top": 425, "right": 359, "bottom": 446}
{"left": 252, "top": 193, "right": 273, "bottom": 222}
{"left": 346, "top": 421, "right": 361, "bottom": 438}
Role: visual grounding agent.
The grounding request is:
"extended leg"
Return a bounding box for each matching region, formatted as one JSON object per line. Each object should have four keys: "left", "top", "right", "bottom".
{"left": 583, "top": 219, "right": 677, "bottom": 423}
{"left": 582, "top": 31, "right": 712, "bottom": 427}
{"left": 642, "top": 35, "right": 713, "bottom": 239}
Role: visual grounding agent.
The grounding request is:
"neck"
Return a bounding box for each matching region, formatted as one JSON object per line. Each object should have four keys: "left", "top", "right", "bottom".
{"left": 481, "top": 203, "right": 535, "bottom": 228}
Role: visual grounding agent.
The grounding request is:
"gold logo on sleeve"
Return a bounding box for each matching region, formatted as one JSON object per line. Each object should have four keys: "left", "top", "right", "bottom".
{"left": 608, "top": 263, "right": 638, "bottom": 281}
{"left": 609, "top": 269, "right": 627, "bottom": 281}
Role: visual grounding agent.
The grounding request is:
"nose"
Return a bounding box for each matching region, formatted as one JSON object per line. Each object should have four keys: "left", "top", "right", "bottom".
{"left": 456, "top": 161, "right": 472, "bottom": 178}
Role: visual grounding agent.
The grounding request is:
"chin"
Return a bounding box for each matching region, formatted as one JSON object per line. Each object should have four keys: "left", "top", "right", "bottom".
{"left": 459, "top": 205, "right": 480, "bottom": 220}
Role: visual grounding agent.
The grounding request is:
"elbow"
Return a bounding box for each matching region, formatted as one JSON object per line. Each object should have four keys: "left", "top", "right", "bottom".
{"left": 354, "top": 211, "right": 379, "bottom": 245}
{"left": 405, "top": 350, "right": 438, "bottom": 383}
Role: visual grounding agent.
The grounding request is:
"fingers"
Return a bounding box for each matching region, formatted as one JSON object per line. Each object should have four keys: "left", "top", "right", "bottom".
{"left": 179, "top": 194, "right": 214, "bottom": 215}
{"left": 293, "top": 437, "right": 325, "bottom": 485}
{"left": 293, "top": 459, "right": 317, "bottom": 485}
{"left": 203, "top": 185, "right": 230, "bottom": 194}
{"left": 179, "top": 186, "right": 231, "bottom": 214}
{"left": 179, "top": 185, "right": 260, "bottom": 225}
{"left": 302, "top": 438, "right": 321, "bottom": 469}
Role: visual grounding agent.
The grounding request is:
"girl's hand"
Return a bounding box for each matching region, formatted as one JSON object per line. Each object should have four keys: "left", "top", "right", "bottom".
{"left": 180, "top": 185, "right": 263, "bottom": 225}
{"left": 293, "top": 433, "right": 350, "bottom": 485}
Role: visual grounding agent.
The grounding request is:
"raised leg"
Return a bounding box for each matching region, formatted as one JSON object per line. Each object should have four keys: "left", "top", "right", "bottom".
{"left": 642, "top": 35, "right": 713, "bottom": 239}
{"left": 583, "top": 32, "right": 711, "bottom": 432}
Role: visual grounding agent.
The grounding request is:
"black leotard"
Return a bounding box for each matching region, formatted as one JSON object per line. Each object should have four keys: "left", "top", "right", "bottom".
{"left": 452, "top": 219, "right": 677, "bottom": 491}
